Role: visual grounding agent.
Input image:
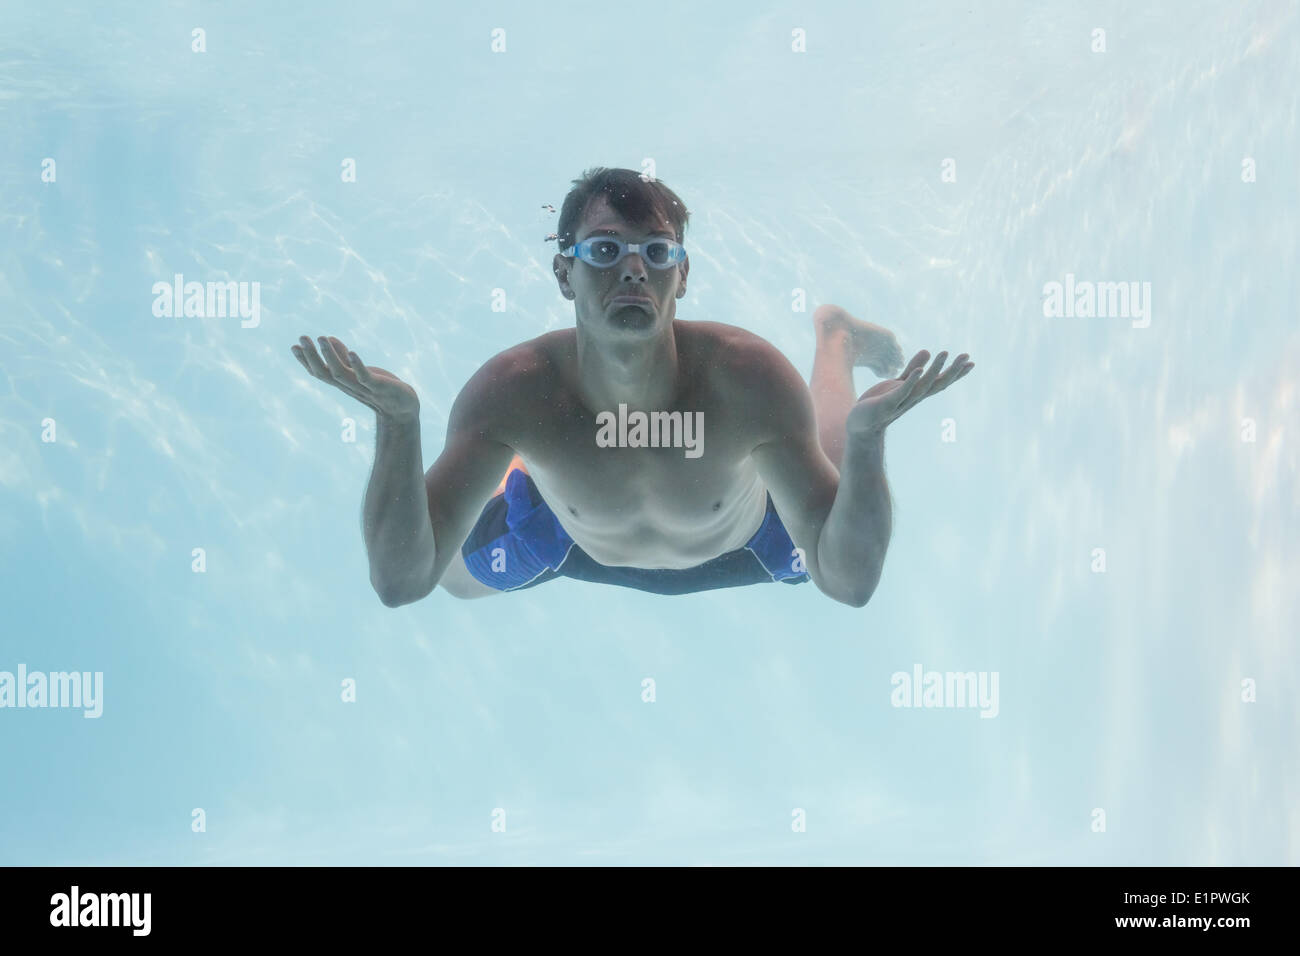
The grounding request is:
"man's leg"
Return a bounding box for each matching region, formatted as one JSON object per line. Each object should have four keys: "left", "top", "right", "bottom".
{"left": 438, "top": 455, "right": 530, "bottom": 599}
{"left": 810, "top": 304, "right": 903, "bottom": 470}
{"left": 438, "top": 550, "right": 503, "bottom": 599}
{"left": 493, "top": 453, "right": 528, "bottom": 495}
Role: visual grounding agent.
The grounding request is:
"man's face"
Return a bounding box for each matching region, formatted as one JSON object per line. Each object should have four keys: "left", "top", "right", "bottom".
{"left": 553, "top": 194, "right": 689, "bottom": 339}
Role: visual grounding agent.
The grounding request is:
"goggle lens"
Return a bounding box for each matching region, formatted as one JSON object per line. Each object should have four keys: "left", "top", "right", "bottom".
{"left": 571, "top": 237, "right": 683, "bottom": 268}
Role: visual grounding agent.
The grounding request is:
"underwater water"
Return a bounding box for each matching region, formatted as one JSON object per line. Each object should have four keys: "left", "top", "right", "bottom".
{"left": 0, "top": 0, "right": 1296, "bottom": 865}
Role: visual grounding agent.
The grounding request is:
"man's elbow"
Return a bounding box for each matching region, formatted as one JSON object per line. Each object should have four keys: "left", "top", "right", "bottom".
{"left": 815, "top": 572, "right": 878, "bottom": 608}
{"left": 377, "top": 588, "right": 411, "bottom": 608}
{"left": 818, "top": 585, "right": 870, "bottom": 607}
{"left": 372, "top": 574, "right": 431, "bottom": 608}
{"left": 378, "top": 586, "right": 434, "bottom": 608}
{"left": 839, "top": 586, "right": 874, "bottom": 608}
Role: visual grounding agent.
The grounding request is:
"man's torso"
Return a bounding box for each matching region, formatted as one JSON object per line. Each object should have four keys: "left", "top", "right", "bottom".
{"left": 485, "top": 320, "right": 778, "bottom": 569}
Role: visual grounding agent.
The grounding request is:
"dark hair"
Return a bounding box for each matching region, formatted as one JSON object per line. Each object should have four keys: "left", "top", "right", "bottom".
{"left": 555, "top": 167, "right": 690, "bottom": 253}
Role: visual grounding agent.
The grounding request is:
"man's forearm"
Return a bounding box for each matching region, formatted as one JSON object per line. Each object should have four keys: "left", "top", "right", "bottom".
{"left": 817, "top": 429, "right": 892, "bottom": 607}
{"left": 363, "top": 414, "right": 438, "bottom": 605}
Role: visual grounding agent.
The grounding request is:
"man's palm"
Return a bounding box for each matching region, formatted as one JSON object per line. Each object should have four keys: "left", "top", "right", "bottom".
{"left": 847, "top": 349, "right": 973, "bottom": 435}
{"left": 292, "top": 335, "right": 421, "bottom": 423}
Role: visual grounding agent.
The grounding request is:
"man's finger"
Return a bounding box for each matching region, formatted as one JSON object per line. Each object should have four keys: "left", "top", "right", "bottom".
{"left": 296, "top": 338, "right": 366, "bottom": 398}
{"left": 927, "top": 354, "right": 969, "bottom": 394}
{"left": 296, "top": 336, "right": 331, "bottom": 379}
{"left": 898, "top": 350, "right": 929, "bottom": 380}
{"left": 939, "top": 357, "right": 973, "bottom": 392}
{"left": 918, "top": 351, "right": 948, "bottom": 391}
{"left": 317, "top": 336, "right": 354, "bottom": 380}
{"left": 898, "top": 359, "right": 972, "bottom": 414}
{"left": 348, "top": 351, "right": 377, "bottom": 388}
{"left": 892, "top": 367, "right": 925, "bottom": 407}
{"left": 293, "top": 335, "right": 385, "bottom": 410}
{"left": 947, "top": 362, "right": 974, "bottom": 387}
{"left": 896, "top": 360, "right": 940, "bottom": 413}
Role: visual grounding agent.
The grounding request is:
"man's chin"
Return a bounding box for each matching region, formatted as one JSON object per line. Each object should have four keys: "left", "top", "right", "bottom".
{"left": 607, "top": 305, "right": 658, "bottom": 330}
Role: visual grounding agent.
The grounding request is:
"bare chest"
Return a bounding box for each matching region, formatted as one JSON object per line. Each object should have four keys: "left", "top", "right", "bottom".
{"left": 502, "top": 389, "right": 769, "bottom": 567}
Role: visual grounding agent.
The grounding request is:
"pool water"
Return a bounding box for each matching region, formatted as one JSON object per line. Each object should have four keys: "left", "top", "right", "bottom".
{"left": 0, "top": 0, "right": 1295, "bottom": 864}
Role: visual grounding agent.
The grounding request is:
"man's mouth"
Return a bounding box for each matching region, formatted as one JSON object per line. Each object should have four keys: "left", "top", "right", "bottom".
{"left": 610, "top": 295, "right": 654, "bottom": 310}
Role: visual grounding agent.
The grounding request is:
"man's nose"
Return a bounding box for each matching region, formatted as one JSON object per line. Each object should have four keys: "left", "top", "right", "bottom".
{"left": 619, "top": 254, "right": 649, "bottom": 280}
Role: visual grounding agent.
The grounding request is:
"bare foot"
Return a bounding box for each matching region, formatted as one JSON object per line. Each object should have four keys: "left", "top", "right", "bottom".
{"left": 813, "top": 304, "right": 904, "bottom": 378}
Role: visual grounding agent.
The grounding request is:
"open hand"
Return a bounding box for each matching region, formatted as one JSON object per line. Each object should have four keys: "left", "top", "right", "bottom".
{"left": 291, "top": 335, "right": 420, "bottom": 424}
{"left": 846, "top": 349, "right": 973, "bottom": 436}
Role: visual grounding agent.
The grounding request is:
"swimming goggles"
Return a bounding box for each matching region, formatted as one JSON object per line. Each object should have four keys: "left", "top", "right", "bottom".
{"left": 561, "top": 236, "right": 686, "bottom": 269}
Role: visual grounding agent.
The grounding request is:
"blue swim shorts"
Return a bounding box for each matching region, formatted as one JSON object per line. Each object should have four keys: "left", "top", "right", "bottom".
{"left": 460, "top": 469, "right": 811, "bottom": 595}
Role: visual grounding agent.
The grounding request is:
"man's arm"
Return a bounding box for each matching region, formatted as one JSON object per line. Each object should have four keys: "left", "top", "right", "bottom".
{"left": 363, "top": 414, "right": 438, "bottom": 607}
{"left": 364, "top": 352, "right": 521, "bottom": 607}
{"left": 813, "top": 430, "right": 891, "bottom": 607}
{"left": 745, "top": 347, "right": 891, "bottom": 608}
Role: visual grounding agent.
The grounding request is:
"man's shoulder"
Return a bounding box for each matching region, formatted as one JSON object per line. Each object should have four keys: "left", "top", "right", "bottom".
{"left": 680, "top": 320, "right": 813, "bottom": 448}
{"left": 453, "top": 332, "right": 567, "bottom": 428}
{"left": 485, "top": 328, "right": 577, "bottom": 386}
{"left": 681, "top": 320, "right": 804, "bottom": 392}
{"left": 478, "top": 331, "right": 564, "bottom": 384}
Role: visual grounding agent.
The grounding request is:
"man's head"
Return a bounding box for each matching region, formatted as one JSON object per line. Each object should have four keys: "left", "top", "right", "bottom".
{"left": 553, "top": 167, "right": 691, "bottom": 339}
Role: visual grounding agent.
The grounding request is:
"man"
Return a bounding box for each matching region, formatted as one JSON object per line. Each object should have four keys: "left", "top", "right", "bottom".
{"left": 290, "top": 167, "right": 973, "bottom": 606}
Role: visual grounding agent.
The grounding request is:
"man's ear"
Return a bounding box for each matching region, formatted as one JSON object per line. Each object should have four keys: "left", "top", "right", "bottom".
{"left": 676, "top": 257, "right": 689, "bottom": 297}
{"left": 553, "top": 253, "right": 575, "bottom": 299}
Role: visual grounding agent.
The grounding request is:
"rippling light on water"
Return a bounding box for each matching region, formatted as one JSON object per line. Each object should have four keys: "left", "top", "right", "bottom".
{"left": 0, "top": 0, "right": 1295, "bottom": 866}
